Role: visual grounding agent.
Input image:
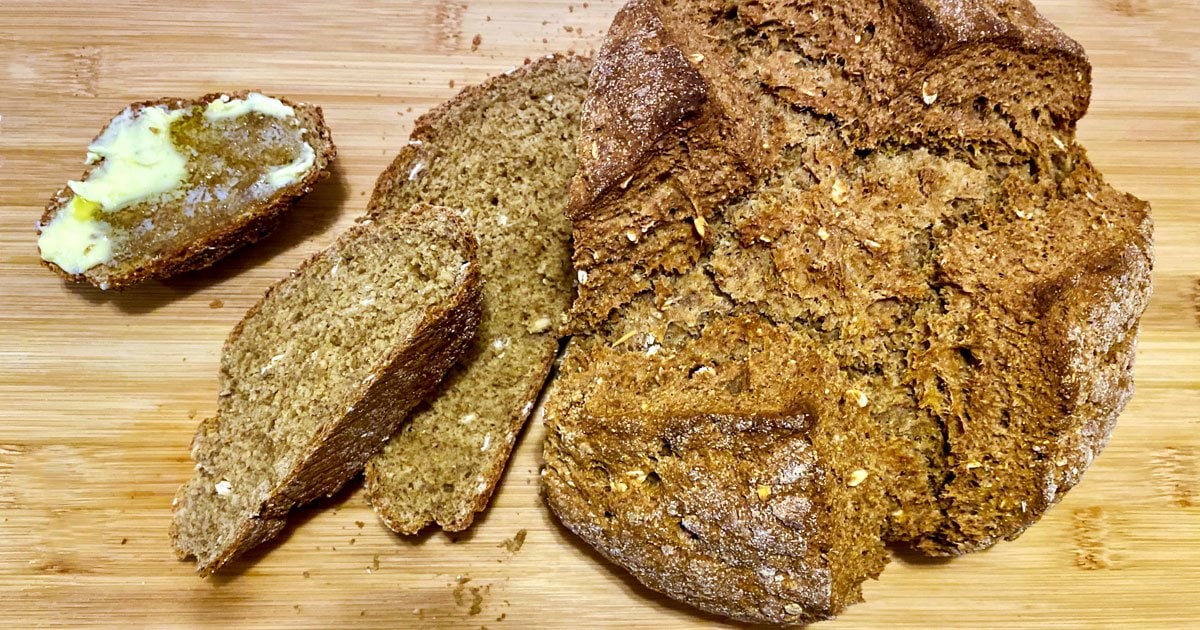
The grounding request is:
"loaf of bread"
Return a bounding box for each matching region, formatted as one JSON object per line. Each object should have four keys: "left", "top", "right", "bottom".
{"left": 363, "top": 55, "right": 588, "bottom": 533}
{"left": 36, "top": 91, "right": 334, "bottom": 290}
{"left": 544, "top": 0, "right": 1153, "bottom": 624}
{"left": 171, "top": 203, "right": 481, "bottom": 575}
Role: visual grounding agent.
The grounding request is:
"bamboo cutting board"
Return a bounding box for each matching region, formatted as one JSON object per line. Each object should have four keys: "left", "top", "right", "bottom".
{"left": 1, "top": 0, "right": 1197, "bottom": 627}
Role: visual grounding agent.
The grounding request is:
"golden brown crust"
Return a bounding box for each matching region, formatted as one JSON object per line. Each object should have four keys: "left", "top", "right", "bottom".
{"left": 37, "top": 90, "right": 336, "bottom": 290}
{"left": 546, "top": 0, "right": 1151, "bottom": 624}
{"left": 169, "top": 204, "right": 482, "bottom": 576}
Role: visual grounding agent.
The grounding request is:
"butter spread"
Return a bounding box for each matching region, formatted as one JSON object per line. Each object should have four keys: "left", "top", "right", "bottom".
{"left": 265, "top": 142, "right": 315, "bottom": 188}
{"left": 204, "top": 92, "right": 296, "bottom": 121}
{"left": 68, "top": 105, "right": 188, "bottom": 211}
{"left": 37, "top": 196, "right": 114, "bottom": 275}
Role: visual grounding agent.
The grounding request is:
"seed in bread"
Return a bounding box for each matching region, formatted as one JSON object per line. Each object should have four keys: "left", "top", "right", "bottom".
{"left": 36, "top": 91, "right": 335, "bottom": 290}
{"left": 170, "top": 203, "right": 481, "bottom": 576}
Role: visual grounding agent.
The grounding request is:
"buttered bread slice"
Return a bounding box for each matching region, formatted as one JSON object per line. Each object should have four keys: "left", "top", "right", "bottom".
{"left": 36, "top": 91, "right": 335, "bottom": 290}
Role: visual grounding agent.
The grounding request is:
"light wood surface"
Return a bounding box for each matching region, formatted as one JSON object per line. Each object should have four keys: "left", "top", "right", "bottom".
{"left": 1, "top": 0, "right": 1196, "bottom": 627}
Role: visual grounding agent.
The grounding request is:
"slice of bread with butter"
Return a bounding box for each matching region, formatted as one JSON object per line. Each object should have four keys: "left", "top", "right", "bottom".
{"left": 36, "top": 91, "right": 335, "bottom": 290}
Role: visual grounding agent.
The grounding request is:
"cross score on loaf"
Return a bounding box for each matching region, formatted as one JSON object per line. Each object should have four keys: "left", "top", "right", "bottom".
{"left": 542, "top": 0, "right": 1152, "bottom": 624}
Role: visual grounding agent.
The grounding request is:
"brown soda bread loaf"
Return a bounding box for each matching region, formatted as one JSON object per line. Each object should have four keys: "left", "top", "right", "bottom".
{"left": 37, "top": 91, "right": 335, "bottom": 290}
{"left": 543, "top": 0, "right": 1153, "bottom": 624}
{"left": 362, "top": 55, "right": 588, "bottom": 534}
{"left": 171, "top": 203, "right": 481, "bottom": 575}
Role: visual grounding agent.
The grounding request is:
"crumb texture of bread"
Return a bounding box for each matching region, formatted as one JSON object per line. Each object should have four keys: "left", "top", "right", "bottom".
{"left": 170, "top": 203, "right": 481, "bottom": 576}
{"left": 362, "top": 55, "right": 589, "bottom": 534}
{"left": 543, "top": 0, "right": 1153, "bottom": 624}
{"left": 37, "top": 91, "right": 335, "bottom": 290}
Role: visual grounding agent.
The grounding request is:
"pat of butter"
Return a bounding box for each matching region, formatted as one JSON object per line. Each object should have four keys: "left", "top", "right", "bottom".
{"left": 37, "top": 196, "right": 115, "bottom": 275}
{"left": 265, "top": 142, "right": 315, "bottom": 188}
{"left": 204, "top": 92, "right": 296, "bottom": 121}
{"left": 68, "top": 105, "right": 188, "bottom": 212}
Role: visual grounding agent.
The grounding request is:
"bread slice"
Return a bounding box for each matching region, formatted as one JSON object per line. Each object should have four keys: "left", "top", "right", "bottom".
{"left": 37, "top": 91, "right": 335, "bottom": 290}
{"left": 171, "top": 203, "right": 481, "bottom": 576}
{"left": 544, "top": 0, "right": 1152, "bottom": 623}
{"left": 362, "top": 55, "right": 588, "bottom": 534}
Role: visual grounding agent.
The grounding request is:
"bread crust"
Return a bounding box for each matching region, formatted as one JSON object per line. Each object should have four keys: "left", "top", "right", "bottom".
{"left": 545, "top": 0, "right": 1152, "bottom": 623}
{"left": 38, "top": 90, "right": 336, "bottom": 290}
{"left": 170, "top": 203, "right": 482, "bottom": 576}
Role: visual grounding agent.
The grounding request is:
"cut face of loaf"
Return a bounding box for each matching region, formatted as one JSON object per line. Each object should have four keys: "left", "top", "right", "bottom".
{"left": 171, "top": 203, "right": 481, "bottom": 576}
{"left": 36, "top": 91, "right": 335, "bottom": 290}
{"left": 544, "top": 0, "right": 1153, "bottom": 624}
{"left": 362, "top": 55, "right": 588, "bottom": 534}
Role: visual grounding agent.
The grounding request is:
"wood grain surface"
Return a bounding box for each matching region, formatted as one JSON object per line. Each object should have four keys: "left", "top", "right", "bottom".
{"left": 1, "top": 0, "right": 1197, "bottom": 627}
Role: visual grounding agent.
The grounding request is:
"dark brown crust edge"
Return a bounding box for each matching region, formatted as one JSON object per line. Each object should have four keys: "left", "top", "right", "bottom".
{"left": 359, "top": 55, "right": 587, "bottom": 535}
{"left": 37, "top": 90, "right": 337, "bottom": 290}
{"left": 169, "top": 203, "right": 483, "bottom": 576}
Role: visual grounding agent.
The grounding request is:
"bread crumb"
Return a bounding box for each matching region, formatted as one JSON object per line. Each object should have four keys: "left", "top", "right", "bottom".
{"left": 846, "top": 388, "right": 869, "bottom": 407}
{"left": 208, "top": 299, "right": 223, "bottom": 309}
{"left": 471, "top": 34, "right": 482, "bottom": 52}
{"left": 847, "top": 469, "right": 869, "bottom": 487}
{"left": 498, "top": 529, "right": 528, "bottom": 553}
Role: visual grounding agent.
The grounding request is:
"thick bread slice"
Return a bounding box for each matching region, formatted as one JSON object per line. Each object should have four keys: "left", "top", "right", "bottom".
{"left": 37, "top": 91, "right": 335, "bottom": 290}
{"left": 362, "top": 55, "right": 588, "bottom": 534}
{"left": 544, "top": 0, "right": 1152, "bottom": 624}
{"left": 171, "top": 203, "right": 481, "bottom": 575}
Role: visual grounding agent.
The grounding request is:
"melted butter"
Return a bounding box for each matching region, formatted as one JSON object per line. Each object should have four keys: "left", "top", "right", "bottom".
{"left": 204, "top": 93, "right": 295, "bottom": 121}
{"left": 40, "top": 92, "right": 312, "bottom": 280}
{"left": 37, "top": 196, "right": 115, "bottom": 275}
{"left": 68, "top": 106, "right": 188, "bottom": 211}
{"left": 265, "top": 142, "right": 315, "bottom": 188}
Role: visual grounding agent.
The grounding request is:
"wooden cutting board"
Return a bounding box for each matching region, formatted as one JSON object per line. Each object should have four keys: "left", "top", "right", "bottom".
{"left": 1, "top": 0, "right": 1196, "bottom": 627}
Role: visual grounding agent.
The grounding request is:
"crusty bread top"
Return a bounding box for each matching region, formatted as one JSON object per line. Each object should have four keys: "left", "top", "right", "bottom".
{"left": 544, "top": 0, "right": 1152, "bottom": 624}
{"left": 38, "top": 90, "right": 336, "bottom": 290}
{"left": 570, "top": 0, "right": 1090, "bottom": 235}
